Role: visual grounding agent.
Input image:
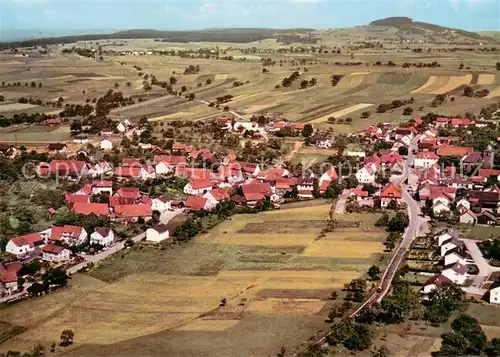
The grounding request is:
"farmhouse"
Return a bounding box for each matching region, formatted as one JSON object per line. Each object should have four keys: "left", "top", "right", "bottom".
{"left": 146, "top": 224, "right": 170, "bottom": 242}
{"left": 185, "top": 195, "right": 213, "bottom": 212}
{"left": 50, "top": 225, "right": 87, "bottom": 246}
{"left": 90, "top": 228, "right": 115, "bottom": 246}
{"left": 5, "top": 232, "right": 44, "bottom": 256}
{"left": 184, "top": 179, "right": 213, "bottom": 195}
{"left": 42, "top": 244, "right": 71, "bottom": 262}
{"left": 380, "top": 183, "right": 402, "bottom": 208}
{"left": 151, "top": 195, "right": 172, "bottom": 212}
{"left": 0, "top": 262, "right": 22, "bottom": 295}
{"left": 113, "top": 204, "right": 152, "bottom": 222}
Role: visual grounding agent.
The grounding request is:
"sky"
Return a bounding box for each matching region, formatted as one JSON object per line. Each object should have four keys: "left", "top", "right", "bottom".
{"left": 0, "top": 0, "right": 499, "bottom": 34}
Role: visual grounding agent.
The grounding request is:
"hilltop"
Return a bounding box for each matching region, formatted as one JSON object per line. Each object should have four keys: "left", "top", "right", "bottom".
{"left": 0, "top": 17, "right": 495, "bottom": 49}
{"left": 370, "top": 16, "right": 486, "bottom": 41}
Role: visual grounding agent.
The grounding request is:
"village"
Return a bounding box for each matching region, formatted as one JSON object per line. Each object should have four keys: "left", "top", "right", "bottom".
{"left": 1, "top": 108, "right": 500, "bottom": 312}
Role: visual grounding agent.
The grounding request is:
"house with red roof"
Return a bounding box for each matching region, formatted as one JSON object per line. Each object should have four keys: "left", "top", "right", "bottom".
{"left": 65, "top": 194, "right": 90, "bottom": 205}
{"left": 414, "top": 151, "right": 439, "bottom": 168}
{"left": 350, "top": 185, "right": 371, "bottom": 203}
{"left": 380, "top": 183, "right": 402, "bottom": 208}
{"left": 241, "top": 182, "right": 274, "bottom": 205}
{"left": 421, "top": 274, "right": 453, "bottom": 295}
{"left": 184, "top": 179, "right": 213, "bottom": 196}
{"left": 5, "top": 232, "right": 45, "bottom": 257}
{"left": 115, "top": 187, "right": 140, "bottom": 199}
{"left": 356, "top": 162, "right": 378, "bottom": 184}
{"left": 113, "top": 204, "right": 152, "bottom": 222}
{"left": 71, "top": 202, "right": 110, "bottom": 216}
{"left": 241, "top": 163, "right": 260, "bottom": 177}
{"left": 42, "top": 244, "right": 71, "bottom": 262}
{"left": 437, "top": 146, "right": 474, "bottom": 157}
{"left": 203, "top": 188, "right": 230, "bottom": 207}
{"left": 48, "top": 160, "right": 89, "bottom": 178}
{"left": 185, "top": 195, "right": 213, "bottom": 212}
{"left": 0, "top": 262, "right": 22, "bottom": 295}
{"left": 50, "top": 225, "right": 87, "bottom": 246}
{"left": 451, "top": 118, "right": 474, "bottom": 127}
{"left": 114, "top": 166, "right": 142, "bottom": 179}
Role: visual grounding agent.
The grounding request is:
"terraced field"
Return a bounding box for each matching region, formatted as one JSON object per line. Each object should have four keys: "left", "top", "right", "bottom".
{"left": 0, "top": 207, "right": 387, "bottom": 357}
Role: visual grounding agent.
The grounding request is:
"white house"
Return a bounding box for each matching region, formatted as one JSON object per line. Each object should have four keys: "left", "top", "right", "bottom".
{"left": 490, "top": 286, "right": 500, "bottom": 304}
{"left": 90, "top": 228, "right": 115, "bottom": 247}
{"left": 444, "top": 248, "right": 468, "bottom": 266}
{"left": 42, "top": 244, "right": 71, "bottom": 262}
{"left": 99, "top": 139, "right": 113, "bottom": 151}
{"left": 184, "top": 179, "right": 213, "bottom": 196}
{"left": 151, "top": 195, "right": 172, "bottom": 212}
{"left": 5, "top": 232, "right": 44, "bottom": 257}
{"left": 414, "top": 152, "right": 439, "bottom": 168}
{"left": 50, "top": 225, "right": 87, "bottom": 246}
{"left": 355, "top": 163, "right": 377, "bottom": 184}
{"left": 437, "top": 230, "right": 456, "bottom": 246}
{"left": 72, "top": 136, "right": 89, "bottom": 144}
{"left": 0, "top": 262, "right": 21, "bottom": 295}
{"left": 421, "top": 274, "right": 453, "bottom": 295}
{"left": 91, "top": 180, "right": 113, "bottom": 196}
{"left": 441, "top": 263, "right": 468, "bottom": 285}
{"left": 155, "top": 162, "right": 173, "bottom": 176}
{"left": 440, "top": 237, "right": 464, "bottom": 256}
{"left": 459, "top": 209, "right": 476, "bottom": 225}
{"left": 456, "top": 198, "right": 471, "bottom": 211}
{"left": 432, "top": 196, "right": 452, "bottom": 215}
{"left": 203, "top": 188, "right": 230, "bottom": 207}
{"left": 116, "top": 119, "right": 132, "bottom": 133}
{"left": 146, "top": 223, "right": 170, "bottom": 242}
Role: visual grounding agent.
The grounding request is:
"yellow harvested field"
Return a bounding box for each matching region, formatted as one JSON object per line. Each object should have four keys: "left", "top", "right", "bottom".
{"left": 174, "top": 319, "right": 241, "bottom": 331}
{"left": 431, "top": 74, "right": 472, "bottom": 94}
{"left": 411, "top": 76, "right": 437, "bottom": 93}
{"left": 303, "top": 241, "right": 383, "bottom": 258}
{"left": 198, "top": 233, "right": 317, "bottom": 246}
{"left": 487, "top": 87, "right": 500, "bottom": 98}
{"left": 261, "top": 204, "right": 331, "bottom": 220}
{"left": 248, "top": 298, "right": 326, "bottom": 315}
{"left": 218, "top": 270, "right": 358, "bottom": 289}
{"left": 147, "top": 112, "right": 191, "bottom": 121}
{"left": 324, "top": 231, "right": 386, "bottom": 241}
{"left": 477, "top": 74, "right": 496, "bottom": 85}
{"left": 309, "top": 103, "right": 374, "bottom": 123}
{"left": 215, "top": 73, "right": 228, "bottom": 80}
{"left": 2, "top": 273, "right": 258, "bottom": 347}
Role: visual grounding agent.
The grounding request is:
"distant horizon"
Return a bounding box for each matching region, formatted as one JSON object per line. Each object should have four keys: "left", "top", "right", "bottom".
{"left": 2, "top": 0, "right": 499, "bottom": 39}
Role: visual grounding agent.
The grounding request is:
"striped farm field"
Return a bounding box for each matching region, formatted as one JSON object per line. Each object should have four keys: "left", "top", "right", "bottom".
{"left": 197, "top": 233, "right": 318, "bottom": 246}
{"left": 324, "top": 231, "right": 387, "bottom": 241}
{"left": 431, "top": 74, "right": 472, "bottom": 94}
{"left": 302, "top": 240, "right": 384, "bottom": 258}
{"left": 411, "top": 75, "right": 438, "bottom": 93}
{"left": 309, "top": 103, "right": 374, "bottom": 123}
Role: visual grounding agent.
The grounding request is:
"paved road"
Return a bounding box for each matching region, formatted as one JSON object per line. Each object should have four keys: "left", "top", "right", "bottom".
{"left": 334, "top": 189, "right": 351, "bottom": 214}
{"left": 462, "top": 238, "right": 500, "bottom": 294}
{"left": 348, "top": 135, "right": 423, "bottom": 314}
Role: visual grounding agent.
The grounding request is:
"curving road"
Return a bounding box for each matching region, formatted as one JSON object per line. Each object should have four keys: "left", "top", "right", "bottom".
{"left": 319, "top": 136, "right": 423, "bottom": 348}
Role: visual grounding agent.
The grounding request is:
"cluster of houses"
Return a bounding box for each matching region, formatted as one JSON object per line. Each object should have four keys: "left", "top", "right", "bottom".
{"left": 351, "top": 116, "right": 500, "bottom": 224}
{"left": 421, "top": 229, "right": 472, "bottom": 296}
{"left": 421, "top": 228, "right": 500, "bottom": 306}
{"left": 0, "top": 225, "right": 116, "bottom": 295}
